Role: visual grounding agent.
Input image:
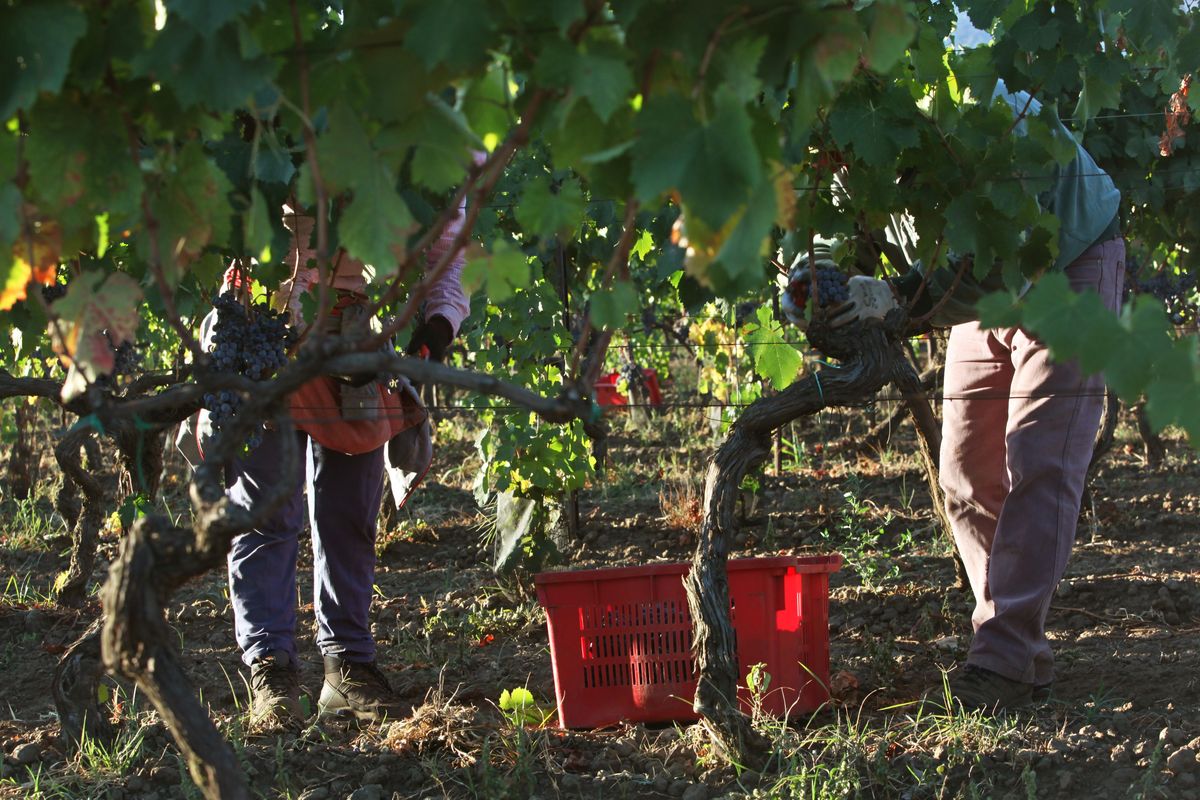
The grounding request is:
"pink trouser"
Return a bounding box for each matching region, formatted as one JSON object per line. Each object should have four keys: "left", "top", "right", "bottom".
{"left": 939, "top": 237, "right": 1125, "bottom": 685}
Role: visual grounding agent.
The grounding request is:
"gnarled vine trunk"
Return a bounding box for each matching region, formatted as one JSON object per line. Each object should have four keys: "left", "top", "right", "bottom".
{"left": 685, "top": 313, "right": 909, "bottom": 765}
{"left": 54, "top": 428, "right": 106, "bottom": 608}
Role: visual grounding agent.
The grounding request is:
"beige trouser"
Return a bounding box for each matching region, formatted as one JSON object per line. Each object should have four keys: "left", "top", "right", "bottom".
{"left": 940, "top": 237, "right": 1125, "bottom": 685}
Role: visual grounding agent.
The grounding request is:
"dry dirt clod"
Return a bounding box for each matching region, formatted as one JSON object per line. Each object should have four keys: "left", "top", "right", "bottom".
{"left": 1167, "top": 748, "right": 1200, "bottom": 774}
{"left": 681, "top": 784, "right": 709, "bottom": 800}
{"left": 12, "top": 741, "right": 41, "bottom": 765}
{"left": 347, "top": 784, "right": 384, "bottom": 800}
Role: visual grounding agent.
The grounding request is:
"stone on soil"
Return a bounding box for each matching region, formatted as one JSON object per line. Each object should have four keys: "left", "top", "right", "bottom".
{"left": 12, "top": 742, "right": 41, "bottom": 764}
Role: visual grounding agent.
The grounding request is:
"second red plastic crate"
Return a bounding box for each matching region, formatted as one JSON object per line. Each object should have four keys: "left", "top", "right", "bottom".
{"left": 535, "top": 555, "right": 842, "bottom": 729}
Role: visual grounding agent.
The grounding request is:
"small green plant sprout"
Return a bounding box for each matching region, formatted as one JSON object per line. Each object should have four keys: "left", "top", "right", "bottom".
{"left": 497, "top": 687, "right": 554, "bottom": 728}
{"left": 746, "top": 662, "right": 772, "bottom": 699}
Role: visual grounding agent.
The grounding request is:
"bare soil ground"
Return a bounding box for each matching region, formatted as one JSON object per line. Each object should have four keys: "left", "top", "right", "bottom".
{"left": 0, "top": 407, "right": 1197, "bottom": 800}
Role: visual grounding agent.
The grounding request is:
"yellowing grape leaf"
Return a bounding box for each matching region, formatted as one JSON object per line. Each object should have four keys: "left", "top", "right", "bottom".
{"left": 50, "top": 271, "right": 142, "bottom": 371}
{"left": 0, "top": 257, "right": 31, "bottom": 311}
{"left": 2, "top": 209, "right": 62, "bottom": 310}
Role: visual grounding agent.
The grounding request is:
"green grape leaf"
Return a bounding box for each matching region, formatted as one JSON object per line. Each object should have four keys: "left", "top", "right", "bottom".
{"left": 715, "top": 36, "right": 766, "bottom": 105}
{"left": 1144, "top": 337, "right": 1200, "bottom": 441}
{"left": 975, "top": 290, "right": 1022, "bottom": 330}
{"left": 338, "top": 169, "right": 415, "bottom": 271}
{"left": 384, "top": 95, "right": 480, "bottom": 193}
{"left": 255, "top": 145, "right": 297, "bottom": 186}
{"left": 828, "top": 85, "right": 919, "bottom": 167}
{"left": 0, "top": 183, "right": 19, "bottom": 245}
{"left": 462, "top": 244, "right": 531, "bottom": 303}
{"left": 461, "top": 66, "right": 513, "bottom": 152}
{"left": 514, "top": 176, "right": 586, "bottom": 240}
{"left": 864, "top": 3, "right": 916, "bottom": 74}
{"left": 813, "top": 17, "right": 867, "bottom": 85}
{"left": 631, "top": 230, "right": 654, "bottom": 261}
{"left": 165, "top": 0, "right": 263, "bottom": 37}
{"left": 133, "top": 20, "right": 275, "bottom": 111}
{"left": 147, "top": 142, "right": 234, "bottom": 283}
{"left": 1073, "top": 60, "right": 1123, "bottom": 128}
{"left": 535, "top": 40, "right": 634, "bottom": 124}
{"left": 747, "top": 305, "right": 803, "bottom": 391}
{"left": 1104, "top": 299, "right": 1173, "bottom": 403}
{"left": 589, "top": 280, "right": 639, "bottom": 330}
{"left": 0, "top": 2, "right": 87, "bottom": 119}
{"left": 317, "top": 102, "right": 376, "bottom": 193}
{"left": 25, "top": 99, "right": 142, "bottom": 232}
{"left": 243, "top": 187, "right": 273, "bottom": 263}
{"left": 404, "top": 0, "right": 495, "bottom": 71}
{"left": 632, "top": 89, "right": 761, "bottom": 229}
{"left": 709, "top": 172, "right": 779, "bottom": 294}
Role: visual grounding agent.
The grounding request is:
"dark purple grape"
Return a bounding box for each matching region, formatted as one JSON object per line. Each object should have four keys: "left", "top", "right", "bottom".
{"left": 202, "top": 293, "right": 296, "bottom": 448}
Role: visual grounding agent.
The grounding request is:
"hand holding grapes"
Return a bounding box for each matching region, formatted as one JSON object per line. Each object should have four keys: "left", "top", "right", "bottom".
{"left": 782, "top": 263, "right": 899, "bottom": 328}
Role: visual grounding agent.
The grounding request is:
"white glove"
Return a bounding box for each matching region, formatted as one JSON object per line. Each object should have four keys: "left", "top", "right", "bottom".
{"left": 827, "top": 276, "right": 900, "bottom": 327}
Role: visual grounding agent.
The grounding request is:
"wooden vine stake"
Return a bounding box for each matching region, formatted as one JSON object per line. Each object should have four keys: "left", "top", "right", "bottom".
{"left": 684, "top": 309, "right": 957, "bottom": 765}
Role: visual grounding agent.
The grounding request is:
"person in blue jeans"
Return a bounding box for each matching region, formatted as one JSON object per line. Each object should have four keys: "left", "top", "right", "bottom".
{"left": 206, "top": 203, "right": 470, "bottom": 730}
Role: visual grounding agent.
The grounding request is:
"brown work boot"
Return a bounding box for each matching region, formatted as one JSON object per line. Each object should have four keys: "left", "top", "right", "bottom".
{"left": 318, "top": 656, "right": 406, "bottom": 722}
{"left": 248, "top": 650, "right": 305, "bottom": 731}
{"left": 925, "top": 664, "right": 1034, "bottom": 714}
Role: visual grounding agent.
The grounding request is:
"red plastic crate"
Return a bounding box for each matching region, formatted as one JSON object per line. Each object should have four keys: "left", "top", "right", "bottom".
{"left": 594, "top": 369, "right": 664, "bottom": 407}
{"left": 535, "top": 555, "right": 842, "bottom": 729}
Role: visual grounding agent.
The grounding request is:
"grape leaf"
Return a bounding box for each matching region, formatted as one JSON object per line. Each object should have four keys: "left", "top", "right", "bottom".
{"left": 514, "top": 176, "right": 586, "bottom": 241}
{"left": 828, "top": 85, "right": 919, "bottom": 167}
{"left": 461, "top": 66, "right": 513, "bottom": 152}
{"left": 462, "top": 244, "right": 531, "bottom": 303}
{"left": 133, "top": 19, "right": 275, "bottom": 111}
{"left": 50, "top": 271, "right": 142, "bottom": 383}
{"left": 715, "top": 36, "right": 766, "bottom": 105}
{"left": 1103, "top": 299, "right": 1173, "bottom": 403}
{"left": 0, "top": 183, "right": 18, "bottom": 245}
{"left": 1144, "top": 337, "right": 1200, "bottom": 440}
{"left": 0, "top": 256, "right": 31, "bottom": 312}
{"left": 25, "top": 99, "right": 142, "bottom": 232}
{"left": 146, "top": 142, "right": 234, "bottom": 281}
{"left": 317, "top": 103, "right": 376, "bottom": 193}
{"left": 243, "top": 187, "right": 272, "bottom": 263}
{"left": 589, "top": 280, "right": 639, "bottom": 330}
{"left": 404, "top": 0, "right": 495, "bottom": 71}
{"left": 632, "top": 89, "right": 761, "bottom": 229}
{"left": 165, "top": 0, "right": 263, "bottom": 38}
{"left": 338, "top": 169, "right": 416, "bottom": 271}
{"left": 812, "top": 18, "right": 867, "bottom": 85}
{"left": 535, "top": 40, "right": 634, "bottom": 123}
{"left": 864, "top": 3, "right": 916, "bottom": 74}
{"left": 747, "top": 305, "right": 803, "bottom": 391}
{"left": 0, "top": 2, "right": 87, "bottom": 119}
{"left": 384, "top": 95, "right": 480, "bottom": 193}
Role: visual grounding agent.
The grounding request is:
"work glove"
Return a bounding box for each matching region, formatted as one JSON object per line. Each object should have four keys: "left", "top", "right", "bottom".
{"left": 406, "top": 315, "right": 454, "bottom": 363}
{"left": 782, "top": 269, "right": 899, "bottom": 329}
{"left": 832, "top": 276, "right": 902, "bottom": 326}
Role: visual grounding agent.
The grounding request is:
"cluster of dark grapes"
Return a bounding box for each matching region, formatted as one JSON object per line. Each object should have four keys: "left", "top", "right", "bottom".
{"left": 203, "top": 294, "right": 296, "bottom": 448}
{"left": 1125, "top": 261, "right": 1198, "bottom": 325}
{"left": 813, "top": 266, "right": 850, "bottom": 307}
{"left": 110, "top": 338, "right": 140, "bottom": 377}
{"left": 41, "top": 282, "right": 67, "bottom": 304}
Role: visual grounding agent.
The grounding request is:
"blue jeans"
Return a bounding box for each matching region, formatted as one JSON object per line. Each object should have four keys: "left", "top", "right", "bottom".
{"left": 226, "top": 428, "right": 385, "bottom": 666}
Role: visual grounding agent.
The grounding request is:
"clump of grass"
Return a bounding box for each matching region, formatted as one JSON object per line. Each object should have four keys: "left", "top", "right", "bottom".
{"left": 659, "top": 478, "right": 703, "bottom": 531}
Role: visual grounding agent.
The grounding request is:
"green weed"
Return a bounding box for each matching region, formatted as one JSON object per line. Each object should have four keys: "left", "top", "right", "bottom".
{"left": 1, "top": 572, "right": 56, "bottom": 605}
{"left": 0, "top": 495, "right": 65, "bottom": 552}
{"left": 819, "top": 476, "right": 915, "bottom": 590}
